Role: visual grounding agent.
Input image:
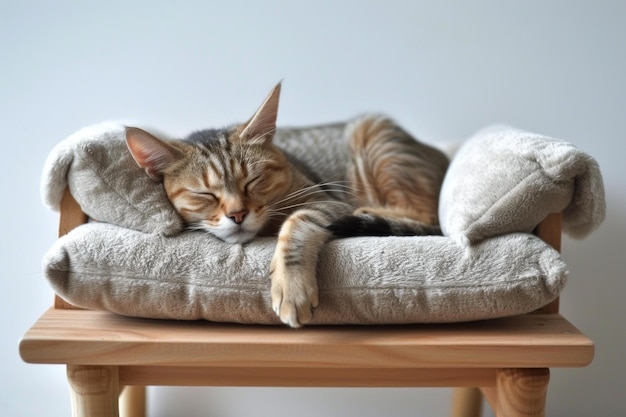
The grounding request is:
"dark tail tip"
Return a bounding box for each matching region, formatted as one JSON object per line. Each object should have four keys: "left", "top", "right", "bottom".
{"left": 328, "top": 214, "right": 442, "bottom": 238}
{"left": 327, "top": 214, "right": 394, "bottom": 238}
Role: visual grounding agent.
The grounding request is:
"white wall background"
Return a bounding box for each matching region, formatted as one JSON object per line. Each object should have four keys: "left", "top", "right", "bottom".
{"left": 2, "top": 1, "right": 624, "bottom": 416}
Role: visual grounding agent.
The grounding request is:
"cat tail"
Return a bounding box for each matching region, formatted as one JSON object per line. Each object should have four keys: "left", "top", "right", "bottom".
{"left": 327, "top": 213, "right": 442, "bottom": 238}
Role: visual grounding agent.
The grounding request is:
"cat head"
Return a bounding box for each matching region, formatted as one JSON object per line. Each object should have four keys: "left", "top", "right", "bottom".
{"left": 125, "top": 82, "right": 292, "bottom": 243}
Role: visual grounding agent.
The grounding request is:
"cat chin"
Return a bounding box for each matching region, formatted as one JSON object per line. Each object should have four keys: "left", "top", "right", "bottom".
{"left": 219, "top": 231, "right": 257, "bottom": 244}
{"left": 193, "top": 217, "right": 263, "bottom": 244}
{"left": 207, "top": 227, "right": 258, "bottom": 244}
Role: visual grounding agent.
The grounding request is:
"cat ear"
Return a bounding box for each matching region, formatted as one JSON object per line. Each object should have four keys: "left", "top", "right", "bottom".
{"left": 239, "top": 82, "right": 281, "bottom": 145}
{"left": 125, "top": 127, "right": 181, "bottom": 181}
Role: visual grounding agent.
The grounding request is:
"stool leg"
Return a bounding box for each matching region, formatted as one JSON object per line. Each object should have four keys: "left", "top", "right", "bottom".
{"left": 67, "top": 365, "right": 119, "bottom": 417}
{"left": 120, "top": 385, "right": 147, "bottom": 417}
{"left": 450, "top": 387, "right": 483, "bottom": 417}
{"left": 495, "top": 368, "right": 550, "bottom": 417}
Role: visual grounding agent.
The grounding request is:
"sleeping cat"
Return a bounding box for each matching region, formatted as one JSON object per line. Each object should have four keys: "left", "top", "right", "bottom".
{"left": 125, "top": 82, "right": 449, "bottom": 327}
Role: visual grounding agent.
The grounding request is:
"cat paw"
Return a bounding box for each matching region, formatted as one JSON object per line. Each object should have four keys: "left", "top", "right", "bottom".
{"left": 270, "top": 263, "right": 319, "bottom": 328}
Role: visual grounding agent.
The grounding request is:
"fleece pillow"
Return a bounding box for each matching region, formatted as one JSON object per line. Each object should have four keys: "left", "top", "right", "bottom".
{"left": 41, "top": 122, "right": 184, "bottom": 236}
{"left": 439, "top": 125, "right": 605, "bottom": 244}
{"left": 44, "top": 222, "right": 567, "bottom": 325}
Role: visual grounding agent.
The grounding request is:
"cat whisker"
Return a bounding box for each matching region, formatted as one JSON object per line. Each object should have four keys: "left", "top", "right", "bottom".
{"left": 316, "top": 173, "right": 363, "bottom": 191}
{"left": 269, "top": 200, "right": 354, "bottom": 213}
{"left": 309, "top": 178, "right": 363, "bottom": 199}
{"left": 268, "top": 185, "right": 328, "bottom": 206}
{"left": 269, "top": 185, "right": 361, "bottom": 209}
{"left": 311, "top": 183, "right": 362, "bottom": 201}
{"left": 318, "top": 185, "right": 362, "bottom": 200}
{"left": 280, "top": 180, "right": 358, "bottom": 200}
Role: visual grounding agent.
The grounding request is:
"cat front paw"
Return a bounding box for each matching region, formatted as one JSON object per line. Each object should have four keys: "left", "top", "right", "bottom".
{"left": 270, "top": 259, "right": 319, "bottom": 328}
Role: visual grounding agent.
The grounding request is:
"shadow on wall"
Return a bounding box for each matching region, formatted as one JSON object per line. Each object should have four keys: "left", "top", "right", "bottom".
{"left": 561, "top": 188, "right": 624, "bottom": 319}
{"left": 552, "top": 187, "right": 626, "bottom": 417}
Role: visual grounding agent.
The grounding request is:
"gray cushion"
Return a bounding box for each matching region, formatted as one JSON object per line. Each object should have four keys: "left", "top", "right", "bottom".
{"left": 439, "top": 125, "right": 606, "bottom": 245}
{"left": 45, "top": 222, "right": 567, "bottom": 324}
{"left": 41, "top": 122, "right": 184, "bottom": 236}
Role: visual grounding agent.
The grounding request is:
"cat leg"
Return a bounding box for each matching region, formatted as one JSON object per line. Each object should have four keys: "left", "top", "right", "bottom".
{"left": 345, "top": 114, "right": 449, "bottom": 226}
{"left": 270, "top": 205, "right": 348, "bottom": 327}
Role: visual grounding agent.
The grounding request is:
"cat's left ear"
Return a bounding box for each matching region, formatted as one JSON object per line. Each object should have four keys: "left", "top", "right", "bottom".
{"left": 238, "top": 82, "right": 281, "bottom": 145}
{"left": 125, "top": 127, "right": 182, "bottom": 181}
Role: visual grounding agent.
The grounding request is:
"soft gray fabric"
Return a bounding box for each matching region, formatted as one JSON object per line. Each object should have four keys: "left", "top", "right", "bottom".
{"left": 439, "top": 125, "right": 606, "bottom": 244}
{"left": 41, "top": 122, "right": 185, "bottom": 236}
{"left": 45, "top": 222, "right": 567, "bottom": 324}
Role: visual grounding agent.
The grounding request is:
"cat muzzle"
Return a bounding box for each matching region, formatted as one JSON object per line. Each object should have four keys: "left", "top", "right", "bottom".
{"left": 227, "top": 210, "right": 249, "bottom": 225}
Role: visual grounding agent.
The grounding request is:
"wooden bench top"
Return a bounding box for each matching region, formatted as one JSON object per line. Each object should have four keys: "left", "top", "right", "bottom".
{"left": 20, "top": 308, "right": 593, "bottom": 371}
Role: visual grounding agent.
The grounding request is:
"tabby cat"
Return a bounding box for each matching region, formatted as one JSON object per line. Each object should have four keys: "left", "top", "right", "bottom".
{"left": 125, "top": 83, "right": 449, "bottom": 327}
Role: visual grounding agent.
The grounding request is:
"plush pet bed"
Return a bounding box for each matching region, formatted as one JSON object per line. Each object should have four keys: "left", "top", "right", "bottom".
{"left": 41, "top": 121, "right": 605, "bottom": 325}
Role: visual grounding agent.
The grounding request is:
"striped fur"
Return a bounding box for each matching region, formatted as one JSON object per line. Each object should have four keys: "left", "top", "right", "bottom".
{"left": 125, "top": 82, "right": 449, "bottom": 327}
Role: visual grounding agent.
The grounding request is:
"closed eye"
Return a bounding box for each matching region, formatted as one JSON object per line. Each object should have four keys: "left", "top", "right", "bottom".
{"left": 245, "top": 175, "right": 262, "bottom": 194}
{"left": 190, "top": 190, "right": 217, "bottom": 200}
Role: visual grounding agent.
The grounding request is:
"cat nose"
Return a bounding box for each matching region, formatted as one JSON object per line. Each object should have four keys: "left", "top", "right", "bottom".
{"left": 227, "top": 210, "right": 248, "bottom": 225}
